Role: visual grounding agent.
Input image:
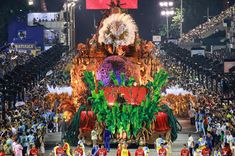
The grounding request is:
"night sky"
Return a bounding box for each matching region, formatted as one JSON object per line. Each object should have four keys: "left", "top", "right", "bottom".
{"left": 44, "top": 0, "right": 234, "bottom": 43}
{"left": 74, "top": 0, "right": 162, "bottom": 43}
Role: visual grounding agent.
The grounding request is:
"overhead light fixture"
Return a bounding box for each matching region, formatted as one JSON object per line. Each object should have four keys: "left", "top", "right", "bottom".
{"left": 161, "top": 11, "right": 166, "bottom": 16}
{"left": 159, "top": 2, "right": 164, "bottom": 7}
{"left": 28, "top": 0, "right": 34, "bottom": 6}
{"left": 168, "top": 2, "right": 174, "bottom": 7}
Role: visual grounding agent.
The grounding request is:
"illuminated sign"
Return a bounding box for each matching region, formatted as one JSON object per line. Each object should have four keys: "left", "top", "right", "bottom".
{"left": 14, "top": 44, "right": 36, "bottom": 53}
{"left": 15, "top": 44, "right": 35, "bottom": 49}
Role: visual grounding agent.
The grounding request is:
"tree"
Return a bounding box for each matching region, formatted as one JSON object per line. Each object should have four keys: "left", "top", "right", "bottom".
{"left": 159, "top": 8, "right": 183, "bottom": 38}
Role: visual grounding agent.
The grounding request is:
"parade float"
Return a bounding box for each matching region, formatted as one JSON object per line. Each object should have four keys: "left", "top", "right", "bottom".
{"left": 161, "top": 86, "right": 197, "bottom": 117}
{"left": 52, "top": 0, "right": 181, "bottom": 145}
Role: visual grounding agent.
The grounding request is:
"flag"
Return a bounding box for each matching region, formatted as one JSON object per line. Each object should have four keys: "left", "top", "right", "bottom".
{"left": 86, "top": 0, "right": 138, "bottom": 10}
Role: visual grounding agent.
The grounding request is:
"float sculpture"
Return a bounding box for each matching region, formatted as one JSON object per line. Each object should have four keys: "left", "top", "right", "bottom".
{"left": 57, "top": 1, "right": 181, "bottom": 145}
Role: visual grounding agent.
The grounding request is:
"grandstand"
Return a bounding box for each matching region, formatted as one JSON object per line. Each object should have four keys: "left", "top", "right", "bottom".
{"left": 180, "top": 5, "right": 235, "bottom": 43}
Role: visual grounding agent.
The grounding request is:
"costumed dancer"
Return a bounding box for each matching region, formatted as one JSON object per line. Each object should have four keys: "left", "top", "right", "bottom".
{"left": 78, "top": 138, "right": 86, "bottom": 156}
{"left": 155, "top": 135, "right": 165, "bottom": 155}
{"left": 213, "top": 146, "right": 222, "bottom": 156}
{"left": 91, "top": 144, "right": 99, "bottom": 156}
{"left": 74, "top": 144, "right": 84, "bottom": 156}
{"left": 195, "top": 110, "right": 199, "bottom": 133}
{"left": 197, "top": 134, "right": 206, "bottom": 153}
{"left": 98, "top": 145, "right": 107, "bottom": 156}
{"left": 103, "top": 128, "right": 111, "bottom": 152}
{"left": 194, "top": 135, "right": 206, "bottom": 156}
{"left": 117, "top": 143, "right": 122, "bottom": 156}
{"left": 121, "top": 144, "right": 131, "bottom": 156}
{"left": 29, "top": 144, "right": 38, "bottom": 156}
{"left": 53, "top": 113, "right": 59, "bottom": 132}
{"left": 91, "top": 128, "right": 98, "bottom": 147}
{"left": 158, "top": 143, "right": 167, "bottom": 156}
{"left": 143, "top": 145, "right": 150, "bottom": 156}
{"left": 63, "top": 140, "right": 71, "bottom": 156}
{"left": 180, "top": 144, "right": 189, "bottom": 156}
{"left": 163, "top": 142, "right": 170, "bottom": 156}
{"left": 53, "top": 143, "right": 65, "bottom": 156}
{"left": 201, "top": 144, "right": 211, "bottom": 156}
{"left": 135, "top": 146, "right": 145, "bottom": 156}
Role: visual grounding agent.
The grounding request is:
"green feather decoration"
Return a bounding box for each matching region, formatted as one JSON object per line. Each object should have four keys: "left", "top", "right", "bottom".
{"left": 126, "top": 77, "right": 135, "bottom": 86}
{"left": 109, "top": 71, "right": 119, "bottom": 86}
{"left": 78, "top": 69, "right": 177, "bottom": 140}
{"left": 120, "top": 73, "right": 126, "bottom": 86}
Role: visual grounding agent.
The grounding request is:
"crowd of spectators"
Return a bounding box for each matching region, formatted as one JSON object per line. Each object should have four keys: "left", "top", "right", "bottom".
{"left": 206, "top": 48, "right": 230, "bottom": 63}
{"left": 161, "top": 46, "right": 235, "bottom": 155}
{"left": 25, "top": 49, "right": 75, "bottom": 102}
{"left": 0, "top": 45, "right": 74, "bottom": 155}
{"left": 0, "top": 47, "right": 39, "bottom": 78}
{"left": 0, "top": 102, "right": 47, "bottom": 156}
{"left": 180, "top": 5, "right": 235, "bottom": 42}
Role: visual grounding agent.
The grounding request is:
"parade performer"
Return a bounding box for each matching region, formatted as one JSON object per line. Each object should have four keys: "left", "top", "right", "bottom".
{"left": 98, "top": 145, "right": 107, "bottom": 156}
{"left": 121, "top": 144, "right": 131, "bottom": 156}
{"left": 78, "top": 138, "right": 86, "bottom": 156}
{"left": 53, "top": 143, "right": 65, "bottom": 156}
{"left": 155, "top": 135, "right": 165, "bottom": 155}
{"left": 63, "top": 140, "right": 71, "bottom": 156}
{"left": 135, "top": 146, "right": 145, "bottom": 156}
{"left": 164, "top": 142, "right": 170, "bottom": 156}
{"left": 0, "top": 149, "right": 5, "bottom": 156}
{"left": 74, "top": 144, "right": 84, "bottom": 156}
{"left": 103, "top": 128, "right": 111, "bottom": 152}
{"left": 91, "top": 145, "right": 99, "bottom": 156}
{"left": 158, "top": 143, "right": 167, "bottom": 156}
{"left": 116, "top": 143, "right": 122, "bottom": 156}
{"left": 201, "top": 144, "right": 211, "bottom": 156}
{"left": 197, "top": 135, "right": 206, "bottom": 151}
{"left": 29, "top": 144, "right": 38, "bottom": 156}
{"left": 213, "top": 146, "right": 222, "bottom": 156}
{"left": 91, "top": 128, "right": 98, "bottom": 146}
{"left": 180, "top": 144, "right": 189, "bottom": 156}
{"left": 143, "top": 145, "right": 149, "bottom": 156}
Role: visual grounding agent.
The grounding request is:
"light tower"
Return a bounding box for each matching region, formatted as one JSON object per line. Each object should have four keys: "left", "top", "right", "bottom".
{"left": 159, "top": 1, "right": 175, "bottom": 40}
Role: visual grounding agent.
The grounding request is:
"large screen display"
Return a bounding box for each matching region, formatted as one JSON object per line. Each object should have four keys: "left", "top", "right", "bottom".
{"left": 86, "top": 0, "right": 138, "bottom": 10}
{"left": 27, "top": 12, "right": 60, "bottom": 26}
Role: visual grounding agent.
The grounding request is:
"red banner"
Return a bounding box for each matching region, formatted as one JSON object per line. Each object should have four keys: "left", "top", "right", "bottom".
{"left": 102, "top": 86, "right": 147, "bottom": 105}
{"left": 86, "top": 0, "right": 138, "bottom": 10}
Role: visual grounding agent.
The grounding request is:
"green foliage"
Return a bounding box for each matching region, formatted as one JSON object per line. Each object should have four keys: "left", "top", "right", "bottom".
{"left": 83, "top": 71, "right": 96, "bottom": 91}
{"left": 159, "top": 8, "right": 184, "bottom": 38}
{"left": 172, "top": 8, "right": 184, "bottom": 27}
{"left": 84, "top": 70, "right": 168, "bottom": 139}
{"left": 110, "top": 71, "right": 119, "bottom": 86}
{"left": 98, "top": 81, "right": 104, "bottom": 90}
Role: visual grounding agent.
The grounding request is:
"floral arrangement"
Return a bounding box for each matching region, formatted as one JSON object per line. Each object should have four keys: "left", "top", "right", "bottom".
{"left": 98, "top": 13, "right": 138, "bottom": 47}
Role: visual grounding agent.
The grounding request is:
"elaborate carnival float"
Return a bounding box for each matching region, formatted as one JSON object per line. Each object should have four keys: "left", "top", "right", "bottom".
{"left": 48, "top": 0, "right": 182, "bottom": 145}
